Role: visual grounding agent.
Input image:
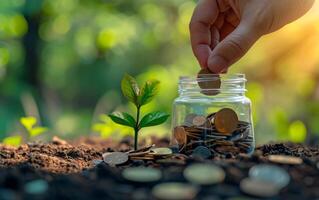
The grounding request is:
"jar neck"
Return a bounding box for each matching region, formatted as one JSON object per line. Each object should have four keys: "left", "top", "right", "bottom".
{"left": 178, "top": 73, "right": 247, "bottom": 97}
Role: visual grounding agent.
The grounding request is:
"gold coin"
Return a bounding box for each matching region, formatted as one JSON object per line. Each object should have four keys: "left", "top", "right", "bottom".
{"left": 213, "top": 108, "right": 238, "bottom": 135}
{"left": 268, "top": 155, "right": 303, "bottom": 165}
{"left": 173, "top": 126, "right": 187, "bottom": 145}
{"left": 197, "top": 68, "right": 221, "bottom": 96}
{"left": 192, "top": 115, "right": 207, "bottom": 126}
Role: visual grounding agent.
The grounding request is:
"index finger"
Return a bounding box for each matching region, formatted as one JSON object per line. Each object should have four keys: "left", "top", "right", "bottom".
{"left": 189, "top": 0, "right": 219, "bottom": 68}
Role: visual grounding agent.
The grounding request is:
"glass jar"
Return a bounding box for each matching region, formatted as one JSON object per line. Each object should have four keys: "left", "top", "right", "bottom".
{"left": 171, "top": 73, "right": 254, "bottom": 156}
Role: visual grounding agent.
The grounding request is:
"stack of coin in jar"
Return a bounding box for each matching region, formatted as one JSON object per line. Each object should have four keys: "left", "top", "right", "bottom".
{"left": 173, "top": 69, "right": 253, "bottom": 156}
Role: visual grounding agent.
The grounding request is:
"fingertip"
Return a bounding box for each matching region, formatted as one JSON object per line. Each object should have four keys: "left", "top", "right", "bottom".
{"left": 194, "top": 44, "right": 211, "bottom": 68}
{"left": 207, "top": 55, "right": 229, "bottom": 74}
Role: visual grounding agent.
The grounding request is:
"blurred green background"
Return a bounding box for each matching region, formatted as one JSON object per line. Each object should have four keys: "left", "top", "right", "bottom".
{"left": 1, "top": 0, "right": 319, "bottom": 145}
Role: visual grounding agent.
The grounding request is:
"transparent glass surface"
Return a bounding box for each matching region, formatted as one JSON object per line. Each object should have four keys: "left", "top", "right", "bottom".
{"left": 171, "top": 74, "right": 255, "bottom": 155}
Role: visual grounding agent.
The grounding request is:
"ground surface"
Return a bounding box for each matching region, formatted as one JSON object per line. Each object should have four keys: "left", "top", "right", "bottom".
{"left": 0, "top": 137, "right": 319, "bottom": 200}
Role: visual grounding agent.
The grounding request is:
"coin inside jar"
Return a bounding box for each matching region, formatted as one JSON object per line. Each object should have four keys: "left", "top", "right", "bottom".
{"left": 197, "top": 68, "right": 221, "bottom": 96}
{"left": 173, "top": 126, "right": 187, "bottom": 145}
{"left": 192, "top": 115, "right": 207, "bottom": 126}
{"left": 213, "top": 108, "right": 239, "bottom": 135}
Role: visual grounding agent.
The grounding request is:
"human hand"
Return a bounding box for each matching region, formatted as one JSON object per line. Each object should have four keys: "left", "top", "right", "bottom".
{"left": 190, "top": 0, "right": 315, "bottom": 73}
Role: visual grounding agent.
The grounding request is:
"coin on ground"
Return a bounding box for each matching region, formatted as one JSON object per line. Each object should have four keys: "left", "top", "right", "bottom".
{"left": 192, "top": 115, "right": 207, "bottom": 126}
{"left": 249, "top": 164, "right": 290, "bottom": 189}
{"left": 267, "top": 155, "right": 303, "bottom": 165}
{"left": 24, "top": 179, "right": 49, "bottom": 195}
{"left": 240, "top": 178, "right": 279, "bottom": 198}
{"left": 174, "top": 126, "right": 187, "bottom": 145}
{"left": 213, "top": 108, "right": 238, "bottom": 135}
{"left": 191, "top": 146, "right": 212, "bottom": 159}
{"left": 103, "top": 152, "right": 129, "bottom": 166}
{"left": 197, "top": 68, "right": 221, "bottom": 96}
{"left": 150, "top": 147, "right": 173, "bottom": 156}
{"left": 184, "top": 163, "right": 225, "bottom": 185}
{"left": 122, "top": 167, "right": 162, "bottom": 182}
{"left": 152, "top": 182, "right": 198, "bottom": 200}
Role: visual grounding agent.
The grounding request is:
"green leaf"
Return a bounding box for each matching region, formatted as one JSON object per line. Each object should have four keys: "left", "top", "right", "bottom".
{"left": 108, "top": 112, "right": 136, "bottom": 128}
{"left": 121, "top": 74, "right": 140, "bottom": 105}
{"left": 139, "top": 111, "right": 169, "bottom": 128}
{"left": 2, "top": 135, "right": 22, "bottom": 147}
{"left": 138, "top": 80, "right": 160, "bottom": 106}
{"left": 20, "top": 116, "right": 37, "bottom": 131}
{"left": 30, "top": 127, "right": 48, "bottom": 137}
{"left": 122, "top": 112, "right": 136, "bottom": 127}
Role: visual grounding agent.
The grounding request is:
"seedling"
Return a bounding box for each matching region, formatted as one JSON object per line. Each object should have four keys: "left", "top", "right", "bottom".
{"left": 109, "top": 74, "right": 169, "bottom": 150}
{"left": 20, "top": 116, "right": 48, "bottom": 139}
{"left": 2, "top": 135, "right": 22, "bottom": 147}
{"left": 2, "top": 116, "right": 48, "bottom": 146}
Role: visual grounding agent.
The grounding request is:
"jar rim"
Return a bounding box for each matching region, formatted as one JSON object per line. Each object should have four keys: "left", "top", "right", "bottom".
{"left": 179, "top": 73, "right": 246, "bottom": 83}
{"left": 178, "top": 73, "right": 247, "bottom": 95}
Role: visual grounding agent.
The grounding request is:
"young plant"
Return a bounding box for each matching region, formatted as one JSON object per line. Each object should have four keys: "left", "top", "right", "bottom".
{"left": 20, "top": 116, "right": 48, "bottom": 139}
{"left": 2, "top": 135, "right": 22, "bottom": 147}
{"left": 109, "top": 74, "right": 169, "bottom": 150}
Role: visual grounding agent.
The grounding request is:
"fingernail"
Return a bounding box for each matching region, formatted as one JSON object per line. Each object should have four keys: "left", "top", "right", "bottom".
{"left": 208, "top": 55, "right": 228, "bottom": 74}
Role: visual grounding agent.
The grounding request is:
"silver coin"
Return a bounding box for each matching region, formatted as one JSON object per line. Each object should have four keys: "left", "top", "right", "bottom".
{"left": 191, "top": 146, "right": 211, "bottom": 159}
{"left": 184, "top": 113, "right": 198, "bottom": 126}
{"left": 103, "top": 152, "right": 129, "bottom": 166}
{"left": 122, "top": 167, "right": 162, "bottom": 182}
{"left": 150, "top": 147, "right": 173, "bottom": 156}
{"left": 184, "top": 163, "right": 225, "bottom": 185}
{"left": 249, "top": 164, "right": 290, "bottom": 189}
{"left": 24, "top": 179, "right": 49, "bottom": 195}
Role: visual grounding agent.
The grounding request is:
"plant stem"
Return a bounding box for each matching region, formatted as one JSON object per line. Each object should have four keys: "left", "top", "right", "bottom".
{"left": 134, "top": 105, "right": 141, "bottom": 150}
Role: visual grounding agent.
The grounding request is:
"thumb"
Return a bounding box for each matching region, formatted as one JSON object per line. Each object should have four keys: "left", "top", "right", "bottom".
{"left": 207, "top": 22, "right": 261, "bottom": 73}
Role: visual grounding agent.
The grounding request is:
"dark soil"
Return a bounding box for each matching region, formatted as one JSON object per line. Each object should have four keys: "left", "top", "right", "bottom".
{"left": 0, "top": 137, "right": 319, "bottom": 200}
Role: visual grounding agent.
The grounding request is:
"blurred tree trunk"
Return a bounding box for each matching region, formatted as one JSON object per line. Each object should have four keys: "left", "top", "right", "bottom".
{"left": 21, "top": 1, "right": 45, "bottom": 124}
{"left": 22, "top": 13, "right": 40, "bottom": 89}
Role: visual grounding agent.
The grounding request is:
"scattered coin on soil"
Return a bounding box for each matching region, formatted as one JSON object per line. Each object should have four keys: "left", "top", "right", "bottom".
{"left": 122, "top": 167, "right": 162, "bottom": 183}
{"left": 150, "top": 147, "right": 173, "bottom": 156}
{"left": 24, "top": 179, "right": 49, "bottom": 195}
{"left": 103, "top": 152, "right": 129, "bottom": 166}
{"left": 213, "top": 108, "right": 239, "bottom": 135}
{"left": 267, "top": 155, "right": 303, "bottom": 165}
{"left": 240, "top": 178, "right": 280, "bottom": 198}
{"left": 249, "top": 164, "right": 290, "bottom": 189}
{"left": 183, "top": 163, "right": 225, "bottom": 185}
{"left": 152, "top": 182, "right": 198, "bottom": 200}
